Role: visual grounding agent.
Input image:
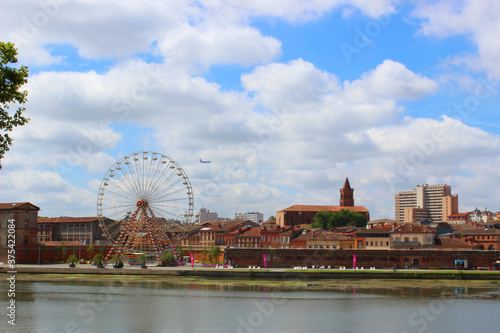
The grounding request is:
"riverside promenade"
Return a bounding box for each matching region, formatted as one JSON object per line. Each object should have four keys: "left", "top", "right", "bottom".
{"left": 3, "top": 263, "right": 500, "bottom": 280}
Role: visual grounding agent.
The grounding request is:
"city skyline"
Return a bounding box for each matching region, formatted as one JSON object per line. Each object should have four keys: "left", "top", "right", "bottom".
{"left": 1, "top": 1, "right": 500, "bottom": 221}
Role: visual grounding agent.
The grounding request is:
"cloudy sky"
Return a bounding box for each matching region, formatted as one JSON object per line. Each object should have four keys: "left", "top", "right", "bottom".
{"left": 1, "top": 0, "right": 500, "bottom": 221}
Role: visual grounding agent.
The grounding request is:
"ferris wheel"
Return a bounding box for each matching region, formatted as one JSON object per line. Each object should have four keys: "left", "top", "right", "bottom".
{"left": 97, "top": 151, "right": 194, "bottom": 261}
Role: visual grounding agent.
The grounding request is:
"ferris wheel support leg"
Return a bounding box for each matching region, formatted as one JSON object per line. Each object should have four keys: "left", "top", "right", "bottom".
{"left": 143, "top": 213, "right": 161, "bottom": 261}
{"left": 105, "top": 208, "right": 140, "bottom": 261}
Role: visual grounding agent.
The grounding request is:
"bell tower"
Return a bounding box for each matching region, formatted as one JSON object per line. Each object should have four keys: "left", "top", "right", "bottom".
{"left": 340, "top": 177, "right": 354, "bottom": 207}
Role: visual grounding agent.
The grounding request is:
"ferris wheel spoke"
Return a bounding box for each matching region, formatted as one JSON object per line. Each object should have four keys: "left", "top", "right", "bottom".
{"left": 150, "top": 205, "right": 188, "bottom": 220}
{"left": 100, "top": 203, "right": 136, "bottom": 212}
{"left": 145, "top": 167, "right": 178, "bottom": 199}
{"left": 103, "top": 219, "right": 126, "bottom": 233}
{"left": 100, "top": 206, "right": 136, "bottom": 222}
{"left": 127, "top": 161, "right": 145, "bottom": 198}
{"left": 107, "top": 165, "right": 143, "bottom": 199}
{"left": 144, "top": 159, "right": 171, "bottom": 199}
{"left": 151, "top": 177, "right": 184, "bottom": 200}
{"left": 150, "top": 198, "right": 189, "bottom": 207}
{"left": 114, "top": 166, "right": 142, "bottom": 199}
{"left": 154, "top": 186, "right": 187, "bottom": 199}
{"left": 98, "top": 185, "right": 135, "bottom": 201}
{"left": 143, "top": 153, "right": 157, "bottom": 197}
{"left": 124, "top": 155, "right": 144, "bottom": 197}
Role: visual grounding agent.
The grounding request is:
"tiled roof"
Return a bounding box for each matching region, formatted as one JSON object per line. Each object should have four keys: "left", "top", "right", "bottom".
{"left": 434, "top": 238, "right": 477, "bottom": 248}
{"left": 0, "top": 202, "right": 40, "bottom": 211}
{"left": 38, "top": 217, "right": 99, "bottom": 224}
{"left": 278, "top": 205, "right": 369, "bottom": 213}
{"left": 292, "top": 232, "right": 314, "bottom": 241}
{"left": 456, "top": 228, "right": 500, "bottom": 235}
{"left": 309, "top": 231, "right": 351, "bottom": 241}
{"left": 40, "top": 241, "right": 86, "bottom": 247}
{"left": 368, "top": 218, "right": 396, "bottom": 225}
{"left": 201, "top": 219, "right": 249, "bottom": 225}
{"left": 236, "top": 227, "right": 261, "bottom": 237}
{"left": 393, "top": 224, "right": 436, "bottom": 234}
{"left": 209, "top": 223, "right": 240, "bottom": 231}
{"left": 449, "top": 213, "right": 469, "bottom": 217}
{"left": 355, "top": 227, "right": 393, "bottom": 235}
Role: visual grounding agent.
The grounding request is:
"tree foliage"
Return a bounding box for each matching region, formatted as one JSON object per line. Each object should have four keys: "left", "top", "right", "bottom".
{"left": 312, "top": 209, "right": 367, "bottom": 229}
{"left": 161, "top": 252, "right": 175, "bottom": 265}
{"left": 93, "top": 253, "right": 104, "bottom": 265}
{"left": 0, "top": 42, "right": 29, "bottom": 166}
{"left": 210, "top": 246, "right": 221, "bottom": 263}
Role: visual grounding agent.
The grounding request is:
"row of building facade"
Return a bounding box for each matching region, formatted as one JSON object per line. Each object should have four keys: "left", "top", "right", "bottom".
{"left": 180, "top": 218, "right": 500, "bottom": 251}
{"left": 2, "top": 178, "right": 500, "bottom": 263}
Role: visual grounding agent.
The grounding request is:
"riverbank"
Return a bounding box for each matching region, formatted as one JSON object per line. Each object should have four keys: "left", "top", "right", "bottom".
{"left": 3, "top": 263, "right": 500, "bottom": 280}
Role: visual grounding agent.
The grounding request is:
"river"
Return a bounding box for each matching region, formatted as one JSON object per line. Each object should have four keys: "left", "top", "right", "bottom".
{"left": 1, "top": 274, "right": 499, "bottom": 333}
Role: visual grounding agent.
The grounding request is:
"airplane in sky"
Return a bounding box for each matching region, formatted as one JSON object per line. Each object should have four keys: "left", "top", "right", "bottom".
{"left": 199, "top": 158, "right": 211, "bottom": 163}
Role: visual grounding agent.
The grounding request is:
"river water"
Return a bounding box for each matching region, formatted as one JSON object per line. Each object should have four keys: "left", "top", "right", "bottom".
{"left": 1, "top": 275, "right": 499, "bottom": 333}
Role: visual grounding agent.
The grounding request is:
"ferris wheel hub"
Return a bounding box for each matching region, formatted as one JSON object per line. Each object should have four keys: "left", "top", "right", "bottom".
{"left": 136, "top": 198, "right": 147, "bottom": 208}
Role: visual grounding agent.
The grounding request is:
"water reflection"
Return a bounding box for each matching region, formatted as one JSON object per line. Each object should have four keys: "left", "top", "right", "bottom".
{"left": 0, "top": 277, "right": 499, "bottom": 333}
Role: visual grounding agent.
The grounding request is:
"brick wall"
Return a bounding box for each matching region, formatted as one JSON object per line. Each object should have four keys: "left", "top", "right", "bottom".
{"left": 225, "top": 248, "right": 500, "bottom": 269}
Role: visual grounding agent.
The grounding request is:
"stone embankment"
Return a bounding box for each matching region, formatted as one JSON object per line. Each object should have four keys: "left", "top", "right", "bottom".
{"left": 2, "top": 264, "right": 500, "bottom": 280}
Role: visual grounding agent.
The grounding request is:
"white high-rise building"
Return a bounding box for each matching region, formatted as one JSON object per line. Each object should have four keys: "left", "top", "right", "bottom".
{"left": 395, "top": 184, "right": 458, "bottom": 223}
{"left": 243, "top": 212, "right": 264, "bottom": 224}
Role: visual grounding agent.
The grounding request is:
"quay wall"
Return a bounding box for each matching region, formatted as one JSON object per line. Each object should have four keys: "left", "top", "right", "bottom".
{"left": 225, "top": 248, "right": 500, "bottom": 269}
{"left": 2, "top": 265, "right": 500, "bottom": 280}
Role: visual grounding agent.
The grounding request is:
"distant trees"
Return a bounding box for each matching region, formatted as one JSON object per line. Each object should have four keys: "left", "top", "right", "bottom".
{"left": 311, "top": 209, "right": 367, "bottom": 230}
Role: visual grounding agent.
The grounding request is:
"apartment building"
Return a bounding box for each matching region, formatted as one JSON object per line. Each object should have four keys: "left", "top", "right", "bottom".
{"left": 395, "top": 184, "right": 458, "bottom": 223}
{"left": 195, "top": 208, "right": 218, "bottom": 224}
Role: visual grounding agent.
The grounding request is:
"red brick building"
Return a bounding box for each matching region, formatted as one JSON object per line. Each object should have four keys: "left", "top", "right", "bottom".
{"left": 276, "top": 178, "right": 370, "bottom": 227}
{"left": 226, "top": 227, "right": 261, "bottom": 248}
{"left": 37, "top": 216, "right": 111, "bottom": 245}
{"left": 0, "top": 202, "right": 40, "bottom": 263}
{"left": 458, "top": 228, "right": 500, "bottom": 250}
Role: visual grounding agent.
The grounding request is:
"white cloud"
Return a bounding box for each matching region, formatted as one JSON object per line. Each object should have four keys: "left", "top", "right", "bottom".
{"left": 344, "top": 59, "right": 439, "bottom": 100}
{"left": 413, "top": 0, "right": 500, "bottom": 78}
{"left": 0, "top": 170, "right": 95, "bottom": 216}
{"left": 2, "top": 0, "right": 500, "bottom": 222}
{"left": 213, "top": 0, "right": 399, "bottom": 22}
{"left": 158, "top": 22, "right": 282, "bottom": 71}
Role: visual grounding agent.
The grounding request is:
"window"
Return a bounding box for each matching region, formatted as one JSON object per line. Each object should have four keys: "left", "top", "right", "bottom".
{"left": 365, "top": 241, "right": 368, "bottom": 246}
{"left": 370, "top": 241, "right": 373, "bottom": 246}
{"left": 375, "top": 241, "right": 378, "bottom": 246}
{"left": 404, "top": 237, "right": 409, "bottom": 242}
{"left": 396, "top": 237, "right": 400, "bottom": 242}
{"left": 386, "top": 241, "right": 389, "bottom": 246}
{"left": 413, "top": 237, "right": 418, "bottom": 243}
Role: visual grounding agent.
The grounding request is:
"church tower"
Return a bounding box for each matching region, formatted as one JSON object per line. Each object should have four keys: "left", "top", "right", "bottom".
{"left": 340, "top": 177, "right": 354, "bottom": 207}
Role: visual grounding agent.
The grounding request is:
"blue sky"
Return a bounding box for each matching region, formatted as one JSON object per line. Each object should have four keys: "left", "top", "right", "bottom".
{"left": 2, "top": 0, "right": 500, "bottom": 221}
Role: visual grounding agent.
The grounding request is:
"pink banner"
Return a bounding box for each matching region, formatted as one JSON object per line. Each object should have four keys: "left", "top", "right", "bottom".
{"left": 190, "top": 253, "right": 194, "bottom": 269}
{"left": 263, "top": 254, "right": 268, "bottom": 269}
{"left": 353, "top": 254, "right": 357, "bottom": 268}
